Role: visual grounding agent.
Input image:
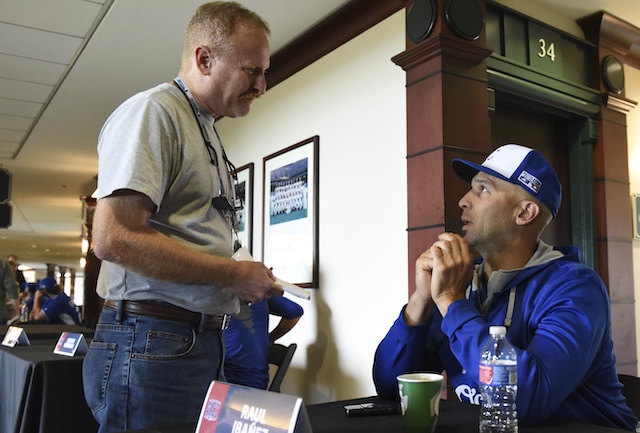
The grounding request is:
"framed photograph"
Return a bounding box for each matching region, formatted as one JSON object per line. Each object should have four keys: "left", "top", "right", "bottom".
{"left": 233, "top": 163, "right": 254, "bottom": 254}
{"left": 633, "top": 193, "right": 640, "bottom": 240}
{"left": 262, "top": 136, "right": 319, "bottom": 288}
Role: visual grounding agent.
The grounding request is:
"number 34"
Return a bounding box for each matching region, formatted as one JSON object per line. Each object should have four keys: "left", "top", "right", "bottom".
{"left": 538, "top": 38, "right": 556, "bottom": 62}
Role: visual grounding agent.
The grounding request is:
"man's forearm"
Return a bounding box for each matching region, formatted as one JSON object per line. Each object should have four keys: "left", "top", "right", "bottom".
{"left": 404, "top": 293, "right": 434, "bottom": 326}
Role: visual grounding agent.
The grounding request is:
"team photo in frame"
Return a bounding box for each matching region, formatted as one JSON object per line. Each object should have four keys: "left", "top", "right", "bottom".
{"left": 262, "top": 136, "right": 319, "bottom": 288}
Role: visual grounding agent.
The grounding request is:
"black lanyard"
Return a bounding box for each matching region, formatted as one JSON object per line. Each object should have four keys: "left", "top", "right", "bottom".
{"left": 172, "top": 76, "right": 238, "bottom": 200}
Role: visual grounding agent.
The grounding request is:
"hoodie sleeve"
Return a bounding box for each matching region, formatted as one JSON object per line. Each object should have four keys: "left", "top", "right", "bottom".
{"left": 511, "top": 270, "right": 610, "bottom": 424}
{"left": 372, "top": 306, "right": 444, "bottom": 400}
{"left": 442, "top": 262, "right": 624, "bottom": 426}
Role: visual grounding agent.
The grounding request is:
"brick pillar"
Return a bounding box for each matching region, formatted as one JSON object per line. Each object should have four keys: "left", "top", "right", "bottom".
{"left": 579, "top": 12, "right": 639, "bottom": 373}
{"left": 393, "top": 0, "right": 492, "bottom": 294}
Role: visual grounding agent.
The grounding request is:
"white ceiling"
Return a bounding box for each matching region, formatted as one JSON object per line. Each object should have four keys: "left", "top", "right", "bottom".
{"left": 0, "top": 0, "right": 638, "bottom": 272}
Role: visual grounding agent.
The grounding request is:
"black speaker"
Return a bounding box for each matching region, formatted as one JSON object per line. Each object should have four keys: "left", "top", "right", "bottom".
{"left": 0, "top": 203, "right": 11, "bottom": 228}
{"left": 407, "top": 0, "right": 437, "bottom": 43}
{"left": 445, "top": 0, "right": 484, "bottom": 41}
{"left": 0, "top": 168, "right": 11, "bottom": 204}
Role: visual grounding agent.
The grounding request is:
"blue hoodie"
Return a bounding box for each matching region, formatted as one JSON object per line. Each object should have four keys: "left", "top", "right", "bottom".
{"left": 373, "top": 242, "right": 638, "bottom": 431}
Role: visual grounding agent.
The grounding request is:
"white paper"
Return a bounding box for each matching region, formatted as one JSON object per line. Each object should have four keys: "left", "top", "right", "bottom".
{"left": 232, "top": 247, "right": 311, "bottom": 300}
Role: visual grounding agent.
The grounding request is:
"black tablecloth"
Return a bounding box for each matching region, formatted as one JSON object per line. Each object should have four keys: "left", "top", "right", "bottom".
{"left": 0, "top": 342, "right": 98, "bottom": 433}
{"left": 113, "top": 396, "right": 626, "bottom": 433}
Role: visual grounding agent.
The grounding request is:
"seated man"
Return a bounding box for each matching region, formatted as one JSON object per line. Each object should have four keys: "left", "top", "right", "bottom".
{"left": 30, "top": 277, "right": 81, "bottom": 325}
{"left": 373, "top": 144, "right": 638, "bottom": 431}
{"left": 224, "top": 295, "right": 303, "bottom": 389}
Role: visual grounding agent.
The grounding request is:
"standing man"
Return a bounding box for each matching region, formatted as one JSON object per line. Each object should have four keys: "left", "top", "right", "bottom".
{"left": 7, "top": 255, "right": 26, "bottom": 292}
{"left": 82, "top": 3, "right": 282, "bottom": 432}
{"left": 373, "top": 144, "right": 638, "bottom": 430}
{"left": 0, "top": 258, "right": 19, "bottom": 324}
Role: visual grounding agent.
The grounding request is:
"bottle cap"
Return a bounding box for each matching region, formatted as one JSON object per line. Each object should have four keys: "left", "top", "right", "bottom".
{"left": 489, "top": 326, "right": 507, "bottom": 336}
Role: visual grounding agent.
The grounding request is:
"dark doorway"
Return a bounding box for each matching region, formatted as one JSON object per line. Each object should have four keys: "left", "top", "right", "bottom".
{"left": 490, "top": 98, "right": 572, "bottom": 247}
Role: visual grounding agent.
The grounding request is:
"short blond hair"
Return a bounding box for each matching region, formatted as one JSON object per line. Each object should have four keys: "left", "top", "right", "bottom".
{"left": 182, "top": 1, "right": 270, "bottom": 67}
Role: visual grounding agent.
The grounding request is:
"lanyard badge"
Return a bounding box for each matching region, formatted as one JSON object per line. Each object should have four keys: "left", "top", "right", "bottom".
{"left": 173, "top": 77, "right": 243, "bottom": 226}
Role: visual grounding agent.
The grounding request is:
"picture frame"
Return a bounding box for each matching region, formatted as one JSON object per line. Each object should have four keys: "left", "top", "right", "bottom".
{"left": 262, "top": 136, "right": 319, "bottom": 288}
{"left": 633, "top": 193, "right": 640, "bottom": 240}
{"left": 233, "top": 163, "right": 254, "bottom": 254}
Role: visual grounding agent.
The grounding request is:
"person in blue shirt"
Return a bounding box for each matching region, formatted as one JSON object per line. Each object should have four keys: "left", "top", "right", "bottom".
{"left": 29, "top": 277, "right": 81, "bottom": 325}
{"left": 373, "top": 144, "right": 638, "bottom": 431}
{"left": 224, "top": 295, "right": 303, "bottom": 389}
{"left": 22, "top": 283, "right": 39, "bottom": 312}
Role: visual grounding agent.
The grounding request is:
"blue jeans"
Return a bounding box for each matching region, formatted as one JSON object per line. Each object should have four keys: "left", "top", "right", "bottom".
{"left": 82, "top": 306, "right": 225, "bottom": 433}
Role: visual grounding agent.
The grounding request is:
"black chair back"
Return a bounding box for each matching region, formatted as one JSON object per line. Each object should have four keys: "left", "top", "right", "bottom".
{"left": 619, "top": 373, "right": 640, "bottom": 419}
{"left": 268, "top": 342, "right": 297, "bottom": 392}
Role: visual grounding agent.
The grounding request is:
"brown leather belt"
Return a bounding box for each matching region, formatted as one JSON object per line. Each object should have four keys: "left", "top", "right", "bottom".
{"left": 103, "top": 300, "right": 230, "bottom": 330}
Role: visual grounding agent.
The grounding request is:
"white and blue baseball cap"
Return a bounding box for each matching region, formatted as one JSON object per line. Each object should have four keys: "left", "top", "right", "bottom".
{"left": 452, "top": 144, "right": 562, "bottom": 217}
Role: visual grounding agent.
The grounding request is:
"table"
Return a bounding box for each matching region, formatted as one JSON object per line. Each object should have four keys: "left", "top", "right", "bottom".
{"left": 0, "top": 324, "right": 95, "bottom": 341}
{"left": 0, "top": 340, "right": 98, "bottom": 433}
{"left": 307, "top": 397, "right": 626, "bottom": 433}
{"left": 114, "top": 396, "right": 626, "bottom": 433}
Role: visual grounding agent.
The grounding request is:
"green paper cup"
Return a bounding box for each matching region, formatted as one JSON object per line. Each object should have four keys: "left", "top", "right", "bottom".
{"left": 397, "top": 372, "right": 444, "bottom": 433}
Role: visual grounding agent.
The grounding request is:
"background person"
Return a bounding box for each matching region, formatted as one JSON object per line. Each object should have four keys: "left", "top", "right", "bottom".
{"left": 0, "top": 258, "right": 19, "bottom": 325}
{"left": 81, "top": 3, "right": 281, "bottom": 432}
{"left": 7, "top": 255, "right": 26, "bottom": 293}
{"left": 29, "top": 277, "right": 81, "bottom": 325}
{"left": 372, "top": 144, "right": 638, "bottom": 430}
{"left": 224, "top": 295, "right": 303, "bottom": 389}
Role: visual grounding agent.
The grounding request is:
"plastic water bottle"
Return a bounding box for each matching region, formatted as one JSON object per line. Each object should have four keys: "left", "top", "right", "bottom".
{"left": 479, "top": 326, "right": 518, "bottom": 433}
{"left": 20, "top": 303, "right": 29, "bottom": 322}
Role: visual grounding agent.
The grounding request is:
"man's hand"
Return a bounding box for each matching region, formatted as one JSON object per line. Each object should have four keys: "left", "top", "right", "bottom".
{"left": 429, "top": 232, "right": 473, "bottom": 316}
{"left": 404, "top": 249, "right": 436, "bottom": 326}
{"left": 29, "top": 290, "right": 46, "bottom": 321}
{"left": 229, "top": 260, "right": 283, "bottom": 305}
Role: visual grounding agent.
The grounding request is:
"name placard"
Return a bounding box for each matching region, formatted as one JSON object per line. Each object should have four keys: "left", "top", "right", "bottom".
{"left": 196, "top": 381, "right": 311, "bottom": 433}
{"left": 2, "top": 326, "right": 30, "bottom": 347}
{"left": 53, "top": 332, "right": 88, "bottom": 357}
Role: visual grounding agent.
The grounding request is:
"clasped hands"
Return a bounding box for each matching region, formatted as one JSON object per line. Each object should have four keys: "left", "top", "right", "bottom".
{"left": 410, "top": 232, "right": 474, "bottom": 320}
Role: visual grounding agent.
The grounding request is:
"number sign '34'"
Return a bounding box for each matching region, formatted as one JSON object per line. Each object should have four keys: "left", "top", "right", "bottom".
{"left": 528, "top": 21, "right": 562, "bottom": 77}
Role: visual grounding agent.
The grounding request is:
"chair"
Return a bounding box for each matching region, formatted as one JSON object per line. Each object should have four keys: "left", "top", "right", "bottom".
{"left": 619, "top": 373, "right": 640, "bottom": 419}
{"left": 268, "top": 342, "right": 297, "bottom": 392}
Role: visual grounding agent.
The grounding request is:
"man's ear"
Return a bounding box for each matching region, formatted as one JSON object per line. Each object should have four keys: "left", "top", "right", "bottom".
{"left": 195, "top": 46, "right": 212, "bottom": 73}
{"left": 515, "top": 200, "right": 540, "bottom": 226}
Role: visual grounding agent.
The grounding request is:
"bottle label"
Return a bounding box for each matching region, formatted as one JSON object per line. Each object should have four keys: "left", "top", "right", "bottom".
{"left": 479, "top": 363, "right": 517, "bottom": 386}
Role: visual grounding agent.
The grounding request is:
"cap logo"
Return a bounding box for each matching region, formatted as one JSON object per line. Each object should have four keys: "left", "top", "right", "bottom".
{"left": 517, "top": 170, "right": 542, "bottom": 193}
